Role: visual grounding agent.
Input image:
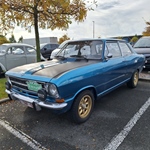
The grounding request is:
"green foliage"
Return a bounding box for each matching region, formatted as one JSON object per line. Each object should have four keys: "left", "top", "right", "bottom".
{"left": 9, "top": 34, "right": 16, "bottom": 43}
{"left": 0, "top": 35, "right": 9, "bottom": 44}
{"left": 59, "top": 34, "right": 70, "bottom": 44}
{"left": 0, "top": 78, "right": 7, "bottom": 99}
{"left": 130, "top": 35, "right": 139, "bottom": 43}
{"left": 0, "top": 0, "right": 97, "bottom": 62}
{"left": 18, "top": 36, "right": 23, "bottom": 43}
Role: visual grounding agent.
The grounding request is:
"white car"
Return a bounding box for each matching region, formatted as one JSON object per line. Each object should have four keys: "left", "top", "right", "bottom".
{"left": 50, "top": 40, "right": 70, "bottom": 59}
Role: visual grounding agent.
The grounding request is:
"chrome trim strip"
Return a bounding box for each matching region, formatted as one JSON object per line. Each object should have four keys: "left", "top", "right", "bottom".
{"left": 11, "top": 80, "right": 27, "bottom": 87}
{"left": 5, "top": 90, "right": 67, "bottom": 110}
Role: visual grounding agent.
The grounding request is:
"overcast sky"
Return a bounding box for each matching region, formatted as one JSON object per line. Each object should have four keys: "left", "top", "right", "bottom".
{"left": 7, "top": 0, "right": 150, "bottom": 41}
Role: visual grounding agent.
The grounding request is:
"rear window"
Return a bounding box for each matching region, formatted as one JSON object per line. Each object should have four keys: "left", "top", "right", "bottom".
{"left": 134, "top": 37, "right": 150, "bottom": 48}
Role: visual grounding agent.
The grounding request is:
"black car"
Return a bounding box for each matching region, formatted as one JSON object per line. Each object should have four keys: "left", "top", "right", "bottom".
{"left": 133, "top": 36, "right": 150, "bottom": 69}
{"left": 40, "top": 43, "right": 59, "bottom": 59}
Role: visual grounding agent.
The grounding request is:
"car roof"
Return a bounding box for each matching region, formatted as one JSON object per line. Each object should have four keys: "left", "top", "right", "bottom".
{"left": 2, "top": 43, "right": 34, "bottom": 47}
{"left": 66, "top": 38, "right": 126, "bottom": 43}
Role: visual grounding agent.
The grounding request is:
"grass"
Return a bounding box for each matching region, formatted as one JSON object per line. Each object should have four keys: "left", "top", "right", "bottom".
{"left": 0, "top": 77, "right": 7, "bottom": 99}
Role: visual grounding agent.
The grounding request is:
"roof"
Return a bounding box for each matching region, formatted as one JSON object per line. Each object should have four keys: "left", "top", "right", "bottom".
{"left": 2, "top": 43, "right": 34, "bottom": 47}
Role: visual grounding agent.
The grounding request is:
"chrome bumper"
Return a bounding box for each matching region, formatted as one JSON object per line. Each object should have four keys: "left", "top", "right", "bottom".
{"left": 6, "top": 89, "right": 67, "bottom": 111}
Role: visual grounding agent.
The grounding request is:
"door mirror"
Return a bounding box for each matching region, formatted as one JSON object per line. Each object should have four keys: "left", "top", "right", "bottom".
{"left": 107, "top": 53, "right": 113, "bottom": 58}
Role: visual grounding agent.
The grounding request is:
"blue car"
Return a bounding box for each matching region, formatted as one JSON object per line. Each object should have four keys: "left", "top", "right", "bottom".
{"left": 5, "top": 39, "right": 145, "bottom": 123}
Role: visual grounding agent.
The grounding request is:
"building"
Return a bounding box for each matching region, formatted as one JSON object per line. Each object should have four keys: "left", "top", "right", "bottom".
{"left": 22, "top": 37, "right": 58, "bottom": 46}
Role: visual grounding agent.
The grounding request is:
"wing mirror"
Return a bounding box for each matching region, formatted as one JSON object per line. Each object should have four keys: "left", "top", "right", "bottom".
{"left": 107, "top": 53, "right": 113, "bottom": 58}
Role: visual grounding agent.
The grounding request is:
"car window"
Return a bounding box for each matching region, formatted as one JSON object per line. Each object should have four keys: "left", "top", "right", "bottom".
{"left": 134, "top": 37, "right": 150, "bottom": 48}
{"left": 47, "top": 44, "right": 51, "bottom": 49}
{"left": 0, "top": 45, "right": 7, "bottom": 53}
{"left": 7, "top": 46, "right": 24, "bottom": 54}
{"left": 57, "top": 40, "right": 103, "bottom": 59}
{"left": 119, "top": 42, "right": 132, "bottom": 56}
{"left": 95, "top": 43, "right": 103, "bottom": 55}
{"left": 105, "top": 42, "right": 121, "bottom": 58}
{"left": 25, "top": 46, "right": 36, "bottom": 54}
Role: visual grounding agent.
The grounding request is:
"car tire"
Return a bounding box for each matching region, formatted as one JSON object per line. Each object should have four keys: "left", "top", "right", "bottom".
{"left": 71, "top": 90, "right": 94, "bottom": 124}
{"left": 127, "top": 70, "right": 139, "bottom": 88}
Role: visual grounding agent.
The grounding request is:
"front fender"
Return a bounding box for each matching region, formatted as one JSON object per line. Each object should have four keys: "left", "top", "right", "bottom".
{"left": 0, "top": 63, "right": 6, "bottom": 74}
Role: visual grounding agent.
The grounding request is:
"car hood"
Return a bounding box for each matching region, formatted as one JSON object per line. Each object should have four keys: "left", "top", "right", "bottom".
{"left": 6, "top": 59, "right": 99, "bottom": 78}
{"left": 133, "top": 47, "right": 150, "bottom": 54}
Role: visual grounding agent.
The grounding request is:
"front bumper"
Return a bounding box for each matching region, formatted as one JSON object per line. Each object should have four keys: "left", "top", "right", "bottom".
{"left": 6, "top": 89, "right": 67, "bottom": 111}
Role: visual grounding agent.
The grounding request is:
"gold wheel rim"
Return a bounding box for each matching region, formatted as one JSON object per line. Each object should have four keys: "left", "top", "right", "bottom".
{"left": 78, "top": 95, "right": 92, "bottom": 118}
{"left": 134, "top": 72, "right": 138, "bottom": 86}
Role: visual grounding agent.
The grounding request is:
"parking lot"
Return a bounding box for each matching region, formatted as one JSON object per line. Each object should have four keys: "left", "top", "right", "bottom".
{"left": 0, "top": 79, "right": 150, "bottom": 150}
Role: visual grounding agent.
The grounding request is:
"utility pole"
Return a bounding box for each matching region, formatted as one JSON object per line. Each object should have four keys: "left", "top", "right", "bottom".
{"left": 93, "top": 21, "right": 95, "bottom": 38}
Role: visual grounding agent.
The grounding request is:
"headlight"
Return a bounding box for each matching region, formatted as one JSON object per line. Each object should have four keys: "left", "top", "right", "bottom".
{"left": 45, "top": 83, "right": 59, "bottom": 98}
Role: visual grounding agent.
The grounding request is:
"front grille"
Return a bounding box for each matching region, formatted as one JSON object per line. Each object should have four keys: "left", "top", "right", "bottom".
{"left": 9, "top": 77, "right": 45, "bottom": 96}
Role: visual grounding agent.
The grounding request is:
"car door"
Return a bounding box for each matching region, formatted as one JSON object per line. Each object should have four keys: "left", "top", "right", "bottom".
{"left": 42, "top": 44, "right": 50, "bottom": 58}
{"left": 102, "top": 41, "right": 127, "bottom": 91}
{"left": 5, "top": 46, "right": 26, "bottom": 70}
{"left": 118, "top": 41, "right": 138, "bottom": 78}
{"left": 25, "top": 46, "right": 37, "bottom": 64}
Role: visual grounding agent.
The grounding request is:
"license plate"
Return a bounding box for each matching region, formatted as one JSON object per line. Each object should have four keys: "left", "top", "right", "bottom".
{"left": 27, "top": 81, "right": 42, "bottom": 92}
{"left": 21, "top": 100, "right": 34, "bottom": 108}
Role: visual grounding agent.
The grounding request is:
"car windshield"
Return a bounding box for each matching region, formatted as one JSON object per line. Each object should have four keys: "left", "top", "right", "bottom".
{"left": 134, "top": 38, "right": 150, "bottom": 48}
{"left": 56, "top": 40, "right": 103, "bottom": 60}
{"left": 58, "top": 40, "right": 69, "bottom": 49}
{"left": 0, "top": 45, "right": 7, "bottom": 53}
{"left": 40, "top": 44, "right": 47, "bottom": 49}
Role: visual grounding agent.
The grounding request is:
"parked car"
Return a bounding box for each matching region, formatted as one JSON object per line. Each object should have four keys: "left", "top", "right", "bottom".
{"left": 0, "top": 43, "right": 37, "bottom": 75}
{"left": 50, "top": 40, "right": 70, "bottom": 59}
{"left": 0, "top": 43, "right": 46, "bottom": 75}
{"left": 40, "top": 43, "right": 59, "bottom": 59}
{"left": 5, "top": 39, "right": 145, "bottom": 123}
{"left": 133, "top": 36, "right": 150, "bottom": 69}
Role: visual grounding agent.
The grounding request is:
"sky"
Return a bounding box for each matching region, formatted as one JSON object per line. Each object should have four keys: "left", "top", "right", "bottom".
{"left": 6, "top": 0, "right": 150, "bottom": 41}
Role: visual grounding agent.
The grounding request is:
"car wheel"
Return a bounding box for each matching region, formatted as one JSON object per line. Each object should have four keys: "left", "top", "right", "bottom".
{"left": 127, "top": 70, "right": 139, "bottom": 88}
{"left": 71, "top": 90, "right": 94, "bottom": 124}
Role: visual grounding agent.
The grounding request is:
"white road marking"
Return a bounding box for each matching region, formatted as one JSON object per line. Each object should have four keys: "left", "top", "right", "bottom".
{"left": 0, "top": 119, "right": 47, "bottom": 150}
{"left": 104, "top": 97, "right": 150, "bottom": 150}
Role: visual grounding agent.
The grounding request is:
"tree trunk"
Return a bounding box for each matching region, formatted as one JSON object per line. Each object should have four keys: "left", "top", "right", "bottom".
{"left": 34, "top": 8, "right": 41, "bottom": 62}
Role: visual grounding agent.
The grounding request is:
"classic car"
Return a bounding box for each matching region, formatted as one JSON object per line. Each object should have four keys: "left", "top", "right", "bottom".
{"left": 0, "top": 43, "right": 46, "bottom": 75}
{"left": 5, "top": 39, "right": 145, "bottom": 123}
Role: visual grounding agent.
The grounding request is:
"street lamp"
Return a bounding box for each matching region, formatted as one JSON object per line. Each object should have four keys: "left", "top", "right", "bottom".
{"left": 93, "top": 21, "right": 95, "bottom": 38}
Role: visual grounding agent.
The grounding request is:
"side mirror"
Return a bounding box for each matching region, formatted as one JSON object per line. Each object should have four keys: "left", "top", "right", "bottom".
{"left": 44, "top": 48, "right": 47, "bottom": 51}
{"left": 107, "top": 53, "right": 113, "bottom": 58}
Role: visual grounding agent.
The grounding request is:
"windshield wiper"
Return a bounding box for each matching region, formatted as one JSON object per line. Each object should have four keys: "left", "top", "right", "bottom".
{"left": 134, "top": 46, "right": 150, "bottom": 48}
{"left": 54, "top": 55, "right": 66, "bottom": 60}
{"left": 70, "top": 55, "right": 88, "bottom": 60}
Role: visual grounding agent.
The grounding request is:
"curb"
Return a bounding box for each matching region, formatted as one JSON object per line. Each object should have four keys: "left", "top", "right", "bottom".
{"left": 0, "top": 98, "right": 10, "bottom": 104}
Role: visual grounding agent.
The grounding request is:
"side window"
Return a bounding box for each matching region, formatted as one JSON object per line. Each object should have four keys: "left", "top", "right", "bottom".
{"left": 105, "top": 42, "right": 121, "bottom": 58}
{"left": 7, "top": 46, "right": 24, "bottom": 55}
{"left": 95, "top": 43, "right": 103, "bottom": 55}
{"left": 119, "top": 42, "right": 132, "bottom": 56}
{"left": 43, "top": 44, "right": 49, "bottom": 49}
{"left": 25, "top": 46, "right": 36, "bottom": 54}
{"left": 47, "top": 44, "right": 51, "bottom": 49}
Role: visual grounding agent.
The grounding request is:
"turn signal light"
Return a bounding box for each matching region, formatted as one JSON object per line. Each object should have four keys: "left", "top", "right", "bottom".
{"left": 56, "top": 99, "right": 65, "bottom": 103}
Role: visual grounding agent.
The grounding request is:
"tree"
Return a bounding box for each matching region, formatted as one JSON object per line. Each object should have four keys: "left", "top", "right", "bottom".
{"left": 0, "top": 0, "right": 96, "bottom": 62}
{"left": 0, "top": 35, "right": 9, "bottom": 44}
{"left": 142, "top": 21, "right": 150, "bottom": 36}
{"left": 18, "top": 36, "right": 23, "bottom": 43}
{"left": 130, "top": 35, "right": 139, "bottom": 43}
{"left": 9, "top": 34, "right": 16, "bottom": 43}
{"left": 59, "top": 34, "right": 70, "bottom": 44}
